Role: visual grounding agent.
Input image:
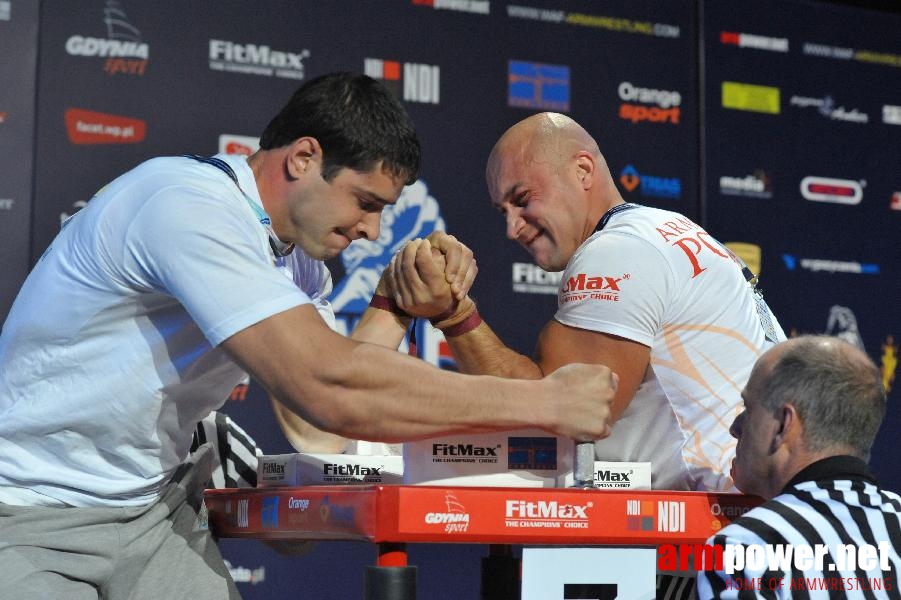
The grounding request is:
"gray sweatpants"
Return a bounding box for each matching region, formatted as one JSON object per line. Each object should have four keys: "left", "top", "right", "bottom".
{"left": 0, "top": 444, "right": 241, "bottom": 599}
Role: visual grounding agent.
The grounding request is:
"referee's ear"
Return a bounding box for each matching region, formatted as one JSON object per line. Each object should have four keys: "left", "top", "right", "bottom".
{"left": 772, "top": 403, "right": 800, "bottom": 450}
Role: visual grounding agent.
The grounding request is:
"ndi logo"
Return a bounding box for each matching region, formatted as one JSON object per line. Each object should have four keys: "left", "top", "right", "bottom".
{"left": 363, "top": 58, "right": 440, "bottom": 104}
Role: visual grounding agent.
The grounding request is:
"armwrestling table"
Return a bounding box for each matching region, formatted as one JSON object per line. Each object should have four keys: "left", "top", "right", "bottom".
{"left": 204, "top": 485, "right": 758, "bottom": 599}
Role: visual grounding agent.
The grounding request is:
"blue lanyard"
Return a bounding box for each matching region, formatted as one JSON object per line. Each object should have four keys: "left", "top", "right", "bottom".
{"left": 183, "top": 154, "right": 294, "bottom": 258}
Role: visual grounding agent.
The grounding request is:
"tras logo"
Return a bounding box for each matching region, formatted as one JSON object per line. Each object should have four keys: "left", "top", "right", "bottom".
{"left": 364, "top": 58, "right": 440, "bottom": 104}
{"left": 65, "top": 1, "right": 148, "bottom": 76}
{"left": 423, "top": 491, "right": 471, "bottom": 534}
{"left": 619, "top": 164, "right": 681, "bottom": 199}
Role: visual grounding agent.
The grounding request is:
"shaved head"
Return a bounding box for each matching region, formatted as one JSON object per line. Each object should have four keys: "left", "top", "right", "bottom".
{"left": 487, "top": 112, "right": 602, "bottom": 188}
{"left": 484, "top": 113, "right": 624, "bottom": 271}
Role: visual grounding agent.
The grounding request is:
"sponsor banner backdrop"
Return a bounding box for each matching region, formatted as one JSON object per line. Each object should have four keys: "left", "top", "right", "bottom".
{"left": 3, "top": 0, "right": 898, "bottom": 597}
{"left": 703, "top": 0, "right": 901, "bottom": 486}
{"left": 0, "top": 0, "right": 39, "bottom": 317}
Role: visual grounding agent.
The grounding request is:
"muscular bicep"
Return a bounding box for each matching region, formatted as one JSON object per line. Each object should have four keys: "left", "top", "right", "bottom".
{"left": 535, "top": 319, "right": 650, "bottom": 423}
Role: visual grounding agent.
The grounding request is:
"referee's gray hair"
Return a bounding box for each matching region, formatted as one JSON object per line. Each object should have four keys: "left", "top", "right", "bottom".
{"left": 761, "top": 335, "right": 886, "bottom": 459}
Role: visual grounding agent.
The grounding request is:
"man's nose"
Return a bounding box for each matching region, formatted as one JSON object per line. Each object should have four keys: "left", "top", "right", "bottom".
{"left": 506, "top": 209, "right": 523, "bottom": 240}
{"left": 358, "top": 211, "right": 381, "bottom": 241}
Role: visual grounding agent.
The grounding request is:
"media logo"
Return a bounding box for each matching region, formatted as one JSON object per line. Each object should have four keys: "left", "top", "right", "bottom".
{"left": 65, "top": 1, "right": 148, "bottom": 76}
{"left": 411, "top": 0, "right": 490, "bottom": 14}
{"left": 209, "top": 39, "right": 309, "bottom": 80}
{"left": 512, "top": 262, "right": 561, "bottom": 295}
{"left": 0, "top": 198, "right": 13, "bottom": 211}
{"left": 619, "top": 164, "right": 681, "bottom": 199}
{"left": 789, "top": 95, "right": 868, "bottom": 124}
{"left": 218, "top": 134, "right": 259, "bottom": 156}
{"left": 892, "top": 192, "right": 901, "bottom": 210}
{"left": 721, "top": 82, "right": 780, "bottom": 114}
{"left": 719, "top": 171, "right": 772, "bottom": 198}
{"left": 261, "top": 496, "right": 279, "bottom": 528}
{"left": 800, "top": 176, "right": 863, "bottom": 205}
{"left": 884, "top": 105, "right": 901, "bottom": 126}
{"left": 720, "top": 31, "right": 788, "bottom": 53}
{"left": 508, "top": 437, "right": 557, "bottom": 470}
{"left": 363, "top": 58, "right": 440, "bottom": 104}
{"left": 64, "top": 108, "right": 146, "bottom": 145}
{"left": 626, "top": 499, "right": 685, "bottom": 532}
{"left": 618, "top": 81, "right": 681, "bottom": 125}
{"left": 423, "top": 491, "right": 471, "bottom": 534}
{"left": 508, "top": 60, "right": 570, "bottom": 111}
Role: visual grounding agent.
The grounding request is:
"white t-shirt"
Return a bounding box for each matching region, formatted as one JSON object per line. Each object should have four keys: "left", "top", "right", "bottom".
{"left": 0, "top": 154, "right": 310, "bottom": 507}
{"left": 555, "top": 205, "right": 785, "bottom": 491}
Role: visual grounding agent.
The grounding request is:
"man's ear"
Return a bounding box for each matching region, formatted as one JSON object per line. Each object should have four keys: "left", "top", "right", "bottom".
{"left": 286, "top": 137, "right": 321, "bottom": 180}
{"left": 772, "top": 403, "right": 798, "bottom": 451}
{"left": 575, "top": 151, "right": 595, "bottom": 190}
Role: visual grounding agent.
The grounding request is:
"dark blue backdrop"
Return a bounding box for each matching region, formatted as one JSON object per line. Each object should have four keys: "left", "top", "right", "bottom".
{"left": 1, "top": 1, "right": 898, "bottom": 597}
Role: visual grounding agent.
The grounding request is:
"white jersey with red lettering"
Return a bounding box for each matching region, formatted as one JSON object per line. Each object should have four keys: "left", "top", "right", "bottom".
{"left": 555, "top": 204, "right": 785, "bottom": 491}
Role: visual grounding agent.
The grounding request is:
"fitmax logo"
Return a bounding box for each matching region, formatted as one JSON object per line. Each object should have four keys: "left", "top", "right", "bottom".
{"left": 432, "top": 443, "right": 498, "bottom": 456}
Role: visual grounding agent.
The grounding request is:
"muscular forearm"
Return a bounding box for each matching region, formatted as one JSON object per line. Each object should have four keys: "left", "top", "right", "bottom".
{"left": 350, "top": 305, "right": 410, "bottom": 348}
{"left": 224, "top": 304, "right": 612, "bottom": 443}
{"left": 294, "top": 339, "right": 550, "bottom": 441}
{"left": 444, "top": 319, "right": 544, "bottom": 379}
{"left": 271, "top": 397, "right": 350, "bottom": 453}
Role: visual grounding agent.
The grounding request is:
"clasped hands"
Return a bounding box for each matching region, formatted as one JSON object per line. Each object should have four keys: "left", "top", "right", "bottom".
{"left": 375, "top": 231, "right": 480, "bottom": 334}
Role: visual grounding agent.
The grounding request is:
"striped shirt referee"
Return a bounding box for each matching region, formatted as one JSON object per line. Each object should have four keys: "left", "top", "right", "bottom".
{"left": 698, "top": 456, "right": 901, "bottom": 599}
